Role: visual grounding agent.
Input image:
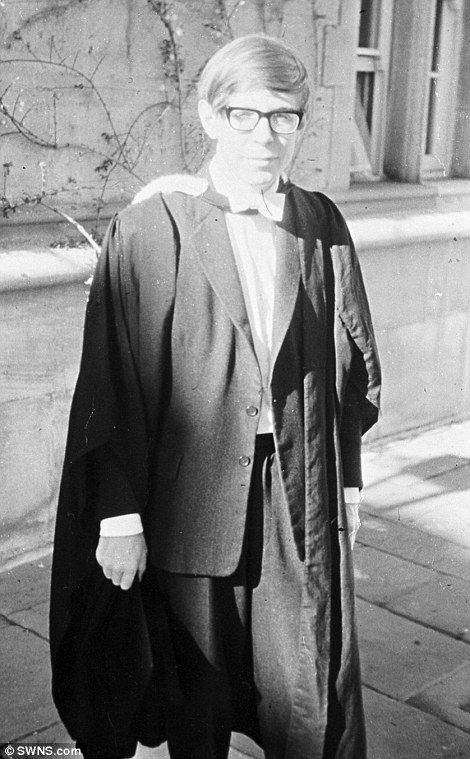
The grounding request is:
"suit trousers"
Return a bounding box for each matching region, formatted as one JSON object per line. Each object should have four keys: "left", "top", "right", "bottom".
{"left": 149, "top": 434, "right": 305, "bottom": 759}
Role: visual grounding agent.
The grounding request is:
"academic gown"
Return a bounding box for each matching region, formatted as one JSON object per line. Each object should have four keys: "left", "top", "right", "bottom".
{"left": 49, "top": 176, "right": 381, "bottom": 759}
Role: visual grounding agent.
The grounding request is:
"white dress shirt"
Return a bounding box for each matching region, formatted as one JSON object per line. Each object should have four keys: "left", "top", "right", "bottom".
{"left": 209, "top": 152, "right": 284, "bottom": 434}
{"left": 100, "top": 157, "right": 361, "bottom": 541}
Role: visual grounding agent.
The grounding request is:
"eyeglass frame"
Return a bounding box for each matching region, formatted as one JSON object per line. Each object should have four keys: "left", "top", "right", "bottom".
{"left": 223, "top": 106, "right": 304, "bottom": 135}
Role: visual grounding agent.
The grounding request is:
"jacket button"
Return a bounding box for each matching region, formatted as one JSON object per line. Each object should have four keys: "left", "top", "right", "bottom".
{"left": 246, "top": 405, "right": 258, "bottom": 417}
{"left": 238, "top": 456, "right": 251, "bottom": 467}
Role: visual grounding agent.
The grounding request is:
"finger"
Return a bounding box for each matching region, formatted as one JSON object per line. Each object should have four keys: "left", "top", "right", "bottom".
{"left": 138, "top": 552, "right": 147, "bottom": 581}
{"left": 120, "top": 569, "right": 137, "bottom": 591}
{"left": 111, "top": 569, "right": 125, "bottom": 586}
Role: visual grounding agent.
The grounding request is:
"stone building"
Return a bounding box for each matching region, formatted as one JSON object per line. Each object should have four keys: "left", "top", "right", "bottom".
{"left": 0, "top": 0, "right": 469, "bottom": 562}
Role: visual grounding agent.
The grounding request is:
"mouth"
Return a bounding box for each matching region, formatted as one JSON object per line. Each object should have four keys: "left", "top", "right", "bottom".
{"left": 246, "top": 156, "right": 277, "bottom": 164}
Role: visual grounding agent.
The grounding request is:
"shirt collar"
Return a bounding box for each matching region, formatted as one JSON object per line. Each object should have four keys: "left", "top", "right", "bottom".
{"left": 208, "top": 153, "right": 286, "bottom": 222}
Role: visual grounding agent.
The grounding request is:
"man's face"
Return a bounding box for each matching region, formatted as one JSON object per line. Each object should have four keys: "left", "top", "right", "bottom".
{"left": 199, "top": 88, "right": 304, "bottom": 190}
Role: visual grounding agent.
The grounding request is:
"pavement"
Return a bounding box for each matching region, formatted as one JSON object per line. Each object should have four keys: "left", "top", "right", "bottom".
{"left": 1, "top": 419, "right": 470, "bottom": 759}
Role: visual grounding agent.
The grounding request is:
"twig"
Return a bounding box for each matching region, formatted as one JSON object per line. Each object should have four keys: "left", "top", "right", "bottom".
{"left": 41, "top": 202, "right": 101, "bottom": 254}
{"left": 89, "top": 53, "right": 106, "bottom": 82}
{"left": 113, "top": 100, "right": 171, "bottom": 167}
{"left": 184, "top": 59, "right": 208, "bottom": 101}
{"left": 0, "top": 83, "right": 13, "bottom": 102}
{"left": 53, "top": 92, "right": 58, "bottom": 147}
{"left": 25, "top": 43, "right": 42, "bottom": 62}
{"left": 148, "top": 0, "right": 190, "bottom": 168}
{"left": 0, "top": 103, "right": 55, "bottom": 147}
{"left": 227, "top": 0, "right": 245, "bottom": 23}
{"left": 12, "top": 90, "right": 22, "bottom": 119}
{"left": 0, "top": 57, "right": 130, "bottom": 170}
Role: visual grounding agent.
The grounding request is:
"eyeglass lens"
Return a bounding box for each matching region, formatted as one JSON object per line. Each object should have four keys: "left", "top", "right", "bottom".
{"left": 227, "top": 108, "right": 300, "bottom": 134}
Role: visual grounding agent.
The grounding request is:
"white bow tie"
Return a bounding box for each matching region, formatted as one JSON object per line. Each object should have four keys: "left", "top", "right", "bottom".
{"left": 228, "top": 190, "right": 285, "bottom": 221}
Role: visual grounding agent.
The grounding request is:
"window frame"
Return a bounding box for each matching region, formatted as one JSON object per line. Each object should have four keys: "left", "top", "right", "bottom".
{"left": 421, "top": 0, "right": 463, "bottom": 180}
{"left": 351, "top": 0, "right": 394, "bottom": 182}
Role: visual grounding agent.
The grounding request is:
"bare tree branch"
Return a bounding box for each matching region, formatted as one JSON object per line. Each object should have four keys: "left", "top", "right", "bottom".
{"left": 89, "top": 53, "right": 106, "bottom": 82}
{"left": 0, "top": 56, "right": 130, "bottom": 169}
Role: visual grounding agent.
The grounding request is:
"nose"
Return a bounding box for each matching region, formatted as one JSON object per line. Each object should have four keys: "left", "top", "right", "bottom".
{"left": 252, "top": 115, "right": 275, "bottom": 143}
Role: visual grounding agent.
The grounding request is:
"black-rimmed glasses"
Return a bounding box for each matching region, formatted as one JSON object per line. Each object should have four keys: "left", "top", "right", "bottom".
{"left": 224, "top": 107, "right": 304, "bottom": 135}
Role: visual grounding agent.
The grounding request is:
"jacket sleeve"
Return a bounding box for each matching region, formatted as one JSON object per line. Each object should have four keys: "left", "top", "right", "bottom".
{"left": 93, "top": 445, "right": 140, "bottom": 521}
{"left": 64, "top": 193, "right": 180, "bottom": 516}
{"left": 339, "top": 379, "right": 364, "bottom": 489}
{"left": 312, "top": 191, "right": 381, "bottom": 486}
{"left": 50, "top": 194, "right": 178, "bottom": 732}
{"left": 61, "top": 212, "right": 149, "bottom": 519}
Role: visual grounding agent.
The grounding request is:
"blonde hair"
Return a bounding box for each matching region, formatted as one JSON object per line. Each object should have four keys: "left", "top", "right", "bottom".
{"left": 198, "top": 34, "right": 310, "bottom": 115}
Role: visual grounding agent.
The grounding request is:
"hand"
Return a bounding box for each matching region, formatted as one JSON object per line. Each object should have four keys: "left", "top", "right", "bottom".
{"left": 96, "top": 533, "right": 147, "bottom": 590}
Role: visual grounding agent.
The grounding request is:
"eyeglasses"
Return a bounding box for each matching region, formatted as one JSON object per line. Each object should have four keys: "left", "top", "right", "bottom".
{"left": 224, "top": 107, "right": 304, "bottom": 135}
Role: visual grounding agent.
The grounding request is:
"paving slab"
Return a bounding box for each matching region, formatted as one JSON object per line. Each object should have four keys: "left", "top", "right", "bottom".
{"left": 0, "top": 614, "right": 12, "bottom": 630}
{"left": 356, "top": 599, "right": 470, "bottom": 701}
{"left": 362, "top": 423, "right": 470, "bottom": 552}
{"left": 358, "top": 511, "right": 470, "bottom": 581}
{"left": 9, "top": 601, "right": 50, "bottom": 640}
{"left": 18, "top": 721, "right": 71, "bottom": 743}
{"left": 363, "top": 686, "right": 470, "bottom": 759}
{"left": 386, "top": 574, "right": 470, "bottom": 642}
{"left": 0, "top": 626, "right": 58, "bottom": 742}
{"left": 231, "top": 733, "right": 263, "bottom": 758}
{"left": 13, "top": 728, "right": 260, "bottom": 758}
{"left": 362, "top": 471, "right": 470, "bottom": 542}
{"left": 407, "top": 661, "right": 470, "bottom": 734}
{"left": 364, "top": 421, "right": 470, "bottom": 479}
{"left": 353, "top": 544, "right": 433, "bottom": 604}
{"left": 134, "top": 740, "right": 253, "bottom": 758}
{"left": 0, "top": 556, "right": 51, "bottom": 616}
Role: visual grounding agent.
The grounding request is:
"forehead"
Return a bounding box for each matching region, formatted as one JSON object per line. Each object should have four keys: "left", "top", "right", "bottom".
{"left": 225, "top": 88, "right": 303, "bottom": 111}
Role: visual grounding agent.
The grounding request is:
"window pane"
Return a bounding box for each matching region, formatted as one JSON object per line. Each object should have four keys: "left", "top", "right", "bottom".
{"left": 425, "top": 78, "right": 438, "bottom": 155}
{"left": 431, "top": 0, "right": 443, "bottom": 72}
{"left": 356, "top": 71, "right": 375, "bottom": 132}
{"left": 425, "top": 0, "right": 444, "bottom": 155}
{"left": 358, "top": 0, "right": 381, "bottom": 48}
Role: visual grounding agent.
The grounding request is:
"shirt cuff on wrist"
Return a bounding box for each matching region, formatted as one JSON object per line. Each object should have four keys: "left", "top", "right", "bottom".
{"left": 100, "top": 513, "right": 143, "bottom": 537}
{"left": 344, "top": 487, "right": 363, "bottom": 504}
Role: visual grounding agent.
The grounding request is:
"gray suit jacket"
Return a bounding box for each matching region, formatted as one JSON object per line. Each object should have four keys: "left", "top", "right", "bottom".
{"left": 85, "top": 180, "right": 381, "bottom": 574}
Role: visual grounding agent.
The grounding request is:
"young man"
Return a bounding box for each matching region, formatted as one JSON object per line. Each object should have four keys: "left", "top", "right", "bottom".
{"left": 50, "top": 35, "right": 381, "bottom": 759}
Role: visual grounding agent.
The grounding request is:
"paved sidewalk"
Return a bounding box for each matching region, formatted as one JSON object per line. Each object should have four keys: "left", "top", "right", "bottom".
{"left": 1, "top": 420, "right": 470, "bottom": 759}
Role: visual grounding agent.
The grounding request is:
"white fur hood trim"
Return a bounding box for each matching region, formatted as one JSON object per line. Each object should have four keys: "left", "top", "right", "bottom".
{"left": 132, "top": 174, "right": 209, "bottom": 204}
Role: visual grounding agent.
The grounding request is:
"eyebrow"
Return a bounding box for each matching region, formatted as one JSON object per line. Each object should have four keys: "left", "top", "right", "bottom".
{"left": 228, "top": 106, "right": 302, "bottom": 112}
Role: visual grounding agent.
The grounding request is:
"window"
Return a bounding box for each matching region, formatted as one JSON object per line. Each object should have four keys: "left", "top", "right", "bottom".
{"left": 421, "top": 0, "right": 462, "bottom": 179}
{"left": 350, "top": 0, "right": 394, "bottom": 182}
{"left": 383, "top": 0, "right": 464, "bottom": 183}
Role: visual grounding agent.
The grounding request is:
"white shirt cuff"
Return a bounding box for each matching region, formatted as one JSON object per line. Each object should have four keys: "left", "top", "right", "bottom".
{"left": 99, "top": 493, "right": 361, "bottom": 538}
{"left": 100, "top": 513, "right": 143, "bottom": 537}
{"left": 344, "top": 489, "right": 363, "bottom": 549}
{"left": 344, "top": 487, "right": 363, "bottom": 504}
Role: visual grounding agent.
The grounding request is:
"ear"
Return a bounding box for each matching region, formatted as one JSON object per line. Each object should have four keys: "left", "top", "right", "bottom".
{"left": 198, "top": 99, "right": 220, "bottom": 140}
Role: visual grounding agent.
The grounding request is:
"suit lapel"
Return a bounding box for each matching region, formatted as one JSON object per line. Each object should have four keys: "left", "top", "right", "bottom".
{"left": 270, "top": 207, "right": 301, "bottom": 380}
{"left": 192, "top": 190, "right": 303, "bottom": 380}
{"left": 192, "top": 198, "right": 255, "bottom": 353}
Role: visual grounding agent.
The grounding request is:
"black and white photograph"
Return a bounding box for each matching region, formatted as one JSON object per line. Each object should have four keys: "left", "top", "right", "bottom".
{"left": 0, "top": 2, "right": 469, "bottom": 758}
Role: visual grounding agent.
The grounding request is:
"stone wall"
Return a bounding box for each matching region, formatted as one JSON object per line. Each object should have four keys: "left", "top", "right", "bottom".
{"left": 0, "top": 0, "right": 360, "bottom": 230}
{"left": 351, "top": 212, "right": 470, "bottom": 441}
{"left": 0, "top": 249, "right": 94, "bottom": 564}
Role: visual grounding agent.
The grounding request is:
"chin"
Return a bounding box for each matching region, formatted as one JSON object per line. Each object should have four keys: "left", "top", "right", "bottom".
{"left": 244, "top": 166, "right": 279, "bottom": 189}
